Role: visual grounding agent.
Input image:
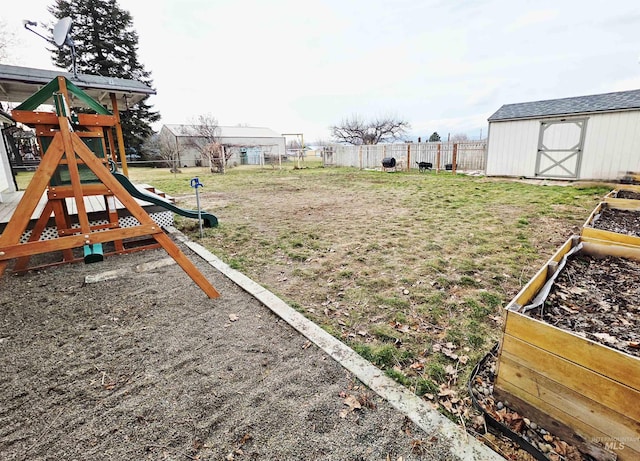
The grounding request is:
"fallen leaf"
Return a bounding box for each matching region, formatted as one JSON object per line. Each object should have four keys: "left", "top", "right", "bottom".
{"left": 340, "top": 394, "right": 362, "bottom": 417}
{"left": 593, "top": 332, "right": 618, "bottom": 345}
{"left": 441, "top": 399, "right": 453, "bottom": 412}
{"left": 553, "top": 440, "right": 569, "bottom": 456}
{"left": 471, "top": 414, "right": 485, "bottom": 430}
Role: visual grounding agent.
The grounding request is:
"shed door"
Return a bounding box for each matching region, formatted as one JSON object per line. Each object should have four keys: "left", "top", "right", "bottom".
{"left": 535, "top": 119, "right": 586, "bottom": 178}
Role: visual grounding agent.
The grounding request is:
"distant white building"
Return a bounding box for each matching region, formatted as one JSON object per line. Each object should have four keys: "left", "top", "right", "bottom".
{"left": 486, "top": 89, "right": 640, "bottom": 180}
{"left": 0, "top": 110, "right": 17, "bottom": 202}
{"left": 160, "top": 124, "right": 286, "bottom": 168}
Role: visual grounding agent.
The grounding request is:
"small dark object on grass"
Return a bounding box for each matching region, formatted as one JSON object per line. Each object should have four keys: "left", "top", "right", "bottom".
{"left": 445, "top": 164, "right": 453, "bottom": 171}
{"left": 416, "top": 161, "right": 432, "bottom": 172}
{"left": 382, "top": 157, "right": 396, "bottom": 169}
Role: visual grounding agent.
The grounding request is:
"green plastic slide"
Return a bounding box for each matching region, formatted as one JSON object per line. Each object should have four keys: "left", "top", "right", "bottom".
{"left": 112, "top": 171, "right": 218, "bottom": 228}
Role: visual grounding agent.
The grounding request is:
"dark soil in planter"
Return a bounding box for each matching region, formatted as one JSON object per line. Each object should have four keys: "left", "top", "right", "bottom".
{"left": 592, "top": 207, "right": 640, "bottom": 236}
{"left": 528, "top": 254, "right": 640, "bottom": 357}
{"left": 616, "top": 190, "right": 640, "bottom": 200}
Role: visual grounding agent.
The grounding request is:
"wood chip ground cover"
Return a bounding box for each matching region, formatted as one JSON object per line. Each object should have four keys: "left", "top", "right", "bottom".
{"left": 592, "top": 207, "right": 640, "bottom": 236}
{"left": 527, "top": 253, "right": 640, "bottom": 357}
{"left": 616, "top": 190, "right": 640, "bottom": 200}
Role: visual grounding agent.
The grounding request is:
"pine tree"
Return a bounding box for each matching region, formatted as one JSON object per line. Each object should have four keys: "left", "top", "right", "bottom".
{"left": 48, "top": 0, "right": 160, "bottom": 153}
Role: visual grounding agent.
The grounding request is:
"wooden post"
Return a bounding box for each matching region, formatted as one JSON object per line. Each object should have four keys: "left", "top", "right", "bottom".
{"left": 110, "top": 93, "right": 129, "bottom": 177}
{"left": 406, "top": 143, "right": 411, "bottom": 172}
{"left": 358, "top": 145, "right": 362, "bottom": 170}
{"left": 452, "top": 143, "right": 458, "bottom": 175}
{"left": 436, "top": 143, "right": 441, "bottom": 174}
{"left": 382, "top": 145, "right": 386, "bottom": 170}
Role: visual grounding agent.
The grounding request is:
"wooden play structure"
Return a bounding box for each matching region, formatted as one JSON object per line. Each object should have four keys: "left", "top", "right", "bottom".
{"left": 0, "top": 75, "right": 219, "bottom": 298}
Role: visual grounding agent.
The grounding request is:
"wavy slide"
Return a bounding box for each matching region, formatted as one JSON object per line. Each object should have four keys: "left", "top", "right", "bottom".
{"left": 112, "top": 171, "right": 218, "bottom": 228}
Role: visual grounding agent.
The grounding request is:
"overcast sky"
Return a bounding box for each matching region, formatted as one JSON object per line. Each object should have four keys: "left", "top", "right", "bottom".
{"left": 3, "top": 0, "right": 640, "bottom": 143}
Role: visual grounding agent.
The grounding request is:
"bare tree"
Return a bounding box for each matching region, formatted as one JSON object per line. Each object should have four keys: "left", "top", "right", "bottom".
{"left": 0, "top": 20, "right": 17, "bottom": 63}
{"left": 331, "top": 115, "right": 410, "bottom": 145}
{"left": 451, "top": 132, "right": 470, "bottom": 142}
{"left": 156, "top": 129, "right": 180, "bottom": 172}
{"left": 189, "top": 114, "right": 229, "bottom": 173}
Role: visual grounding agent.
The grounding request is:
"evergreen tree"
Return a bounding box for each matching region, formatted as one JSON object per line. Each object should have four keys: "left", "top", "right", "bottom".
{"left": 428, "top": 132, "right": 441, "bottom": 142}
{"left": 48, "top": 0, "right": 160, "bottom": 153}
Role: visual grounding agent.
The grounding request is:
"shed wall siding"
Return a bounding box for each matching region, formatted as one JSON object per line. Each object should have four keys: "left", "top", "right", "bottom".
{"left": 487, "top": 111, "right": 640, "bottom": 180}
{"left": 580, "top": 111, "right": 640, "bottom": 179}
{"left": 486, "top": 120, "right": 540, "bottom": 176}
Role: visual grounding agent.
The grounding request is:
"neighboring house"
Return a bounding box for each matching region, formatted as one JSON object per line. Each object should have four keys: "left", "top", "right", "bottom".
{"left": 486, "top": 89, "right": 640, "bottom": 180}
{"left": 159, "top": 125, "right": 286, "bottom": 168}
{"left": 0, "top": 110, "right": 17, "bottom": 202}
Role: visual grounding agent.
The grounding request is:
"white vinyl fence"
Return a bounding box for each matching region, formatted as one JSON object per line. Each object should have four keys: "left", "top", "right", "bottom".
{"left": 322, "top": 142, "right": 487, "bottom": 172}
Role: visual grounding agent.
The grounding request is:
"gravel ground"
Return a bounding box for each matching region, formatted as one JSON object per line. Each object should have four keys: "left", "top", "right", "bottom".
{"left": 0, "top": 236, "right": 462, "bottom": 461}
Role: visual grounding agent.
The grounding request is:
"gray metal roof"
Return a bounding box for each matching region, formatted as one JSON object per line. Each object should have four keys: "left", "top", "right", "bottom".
{"left": 163, "top": 124, "right": 283, "bottom": 139}
{"left": 488, "top": 88, "right": 640, "bottom": 122}
{"left": 0, "top": 64, "right": 155, "bottom": 110}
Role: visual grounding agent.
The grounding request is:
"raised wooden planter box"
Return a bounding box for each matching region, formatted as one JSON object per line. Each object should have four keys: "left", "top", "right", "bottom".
{"left": 495, "top": 236, "right": 640, "bottom": 461}
{"left": 604, "top": 185, "right": 640, "bottom": 207}
{"left": 581, "top": 201, "right": 640, "bottom": 246}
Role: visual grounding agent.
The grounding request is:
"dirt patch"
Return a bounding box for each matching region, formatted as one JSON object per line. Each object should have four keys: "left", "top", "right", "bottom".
{"left": 527, "top": 253, "right": 640, "bottom": 356}
{"left": 0, "top": 240, "right": 458, "bottom": 460}
{"left": 592, "top": 207, "right": 640, "bottom": 237}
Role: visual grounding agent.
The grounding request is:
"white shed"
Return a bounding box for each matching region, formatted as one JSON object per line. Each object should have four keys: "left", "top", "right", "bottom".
{"left": 486, "top": 89, "right": 640, "bottom": 180}
{"left": 160, "top": 125, "right": 286, "bottom": 168}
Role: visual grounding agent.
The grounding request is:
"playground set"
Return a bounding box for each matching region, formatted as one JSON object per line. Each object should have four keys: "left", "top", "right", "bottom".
{"left": 0, "top": 75, "right": 220, "bottom": 298}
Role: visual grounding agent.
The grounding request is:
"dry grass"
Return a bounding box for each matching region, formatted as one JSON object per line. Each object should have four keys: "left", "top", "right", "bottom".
{"left": 164, "top": 165, "right": 609, "bottom": 410}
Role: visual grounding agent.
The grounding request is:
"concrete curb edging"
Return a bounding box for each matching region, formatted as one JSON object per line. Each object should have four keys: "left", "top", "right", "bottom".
{"left": 171, "top": 229, "right": 504, "bottom": 461}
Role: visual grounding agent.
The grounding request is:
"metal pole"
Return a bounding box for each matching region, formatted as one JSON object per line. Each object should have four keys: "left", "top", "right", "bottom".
{"left": 191, "top": 177, "right": 204, "bottom": 238}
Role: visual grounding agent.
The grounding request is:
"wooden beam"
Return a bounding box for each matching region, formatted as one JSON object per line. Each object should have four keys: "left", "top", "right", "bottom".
{"left": 13, "top": 201, "right": 56, "bottom": 272}
{"left": 11, "top": 110, "right": 116, "bottom": 127}
{"left": 70, "top": 132, "right": 220, "bottom": 298}
{"left": 57, "top": 78, "right": 91, "bottom": 235}
{"left": 48, "top": 184, "right": 113, "bottom": 198}
{"left": 110, "top": 93, "right": 129, "bottom": 177}
{"left": 0, "top": 224, "right": 160, "bottom": 260}
{"left": 0, "top": 133, "right": 66, "bottom": 276}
